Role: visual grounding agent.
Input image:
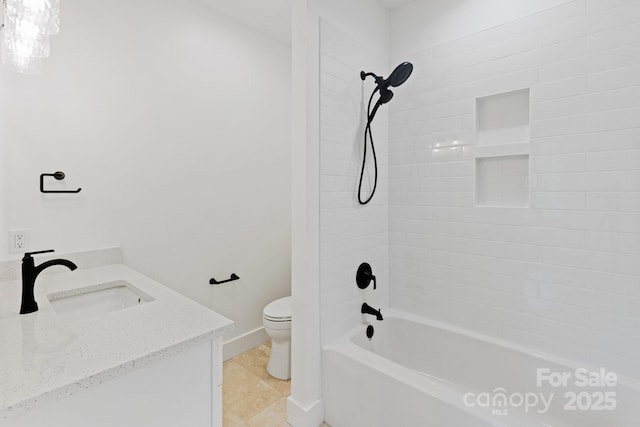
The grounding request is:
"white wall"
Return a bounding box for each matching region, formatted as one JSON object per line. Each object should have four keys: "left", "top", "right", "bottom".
{"left": 312, "top": 0, "right": 390, "bottom": 345}
{"left": 391, "top": 0, "right": 575, "bottom": 55}
{"left": 319, "top": 20, "right": 389, "bottom": 345}
{"left": 0, "top": 78, "right": 5, "bottom": 254}
{"left": 389, "top": 0, "right": 640, "bottom": 379}
{"left": 0, "top": 0, "right": 291, "bottom": 345}
{"left": 314, "top": 0, "right": 389, "bottom": 52}
{"left": 310, "top": 0, "right": 389, "bottom": 348}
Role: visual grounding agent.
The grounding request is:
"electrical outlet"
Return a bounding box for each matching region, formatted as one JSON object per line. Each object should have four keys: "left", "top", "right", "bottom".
{"left": 9, "top": 229, "right": 30, "bottom": 253}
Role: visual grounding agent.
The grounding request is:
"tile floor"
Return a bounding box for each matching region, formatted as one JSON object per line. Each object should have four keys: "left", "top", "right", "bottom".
{"left": 223, "top": 342, "right": 290, "bottom": 426}
{"left": 223, "top": 342, "right": 330, "bottom": 427}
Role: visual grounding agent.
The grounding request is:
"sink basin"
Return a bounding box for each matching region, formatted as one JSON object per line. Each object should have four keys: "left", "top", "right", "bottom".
{"left": 47, "top": 281, "right": 154, "bottom": 320}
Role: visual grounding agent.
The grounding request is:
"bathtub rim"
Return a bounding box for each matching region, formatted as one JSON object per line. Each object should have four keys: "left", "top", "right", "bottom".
{"left": 323, "top": 308, "right": 640, "bottom": 427}
{"left": 323, "top": 309, "right": 541, "bottom": 427}
{"left": 322, "top": 307, "right": 640, "bottom": 392}
{"left": 324, "top": 307, "right": 640, "bottom": 392}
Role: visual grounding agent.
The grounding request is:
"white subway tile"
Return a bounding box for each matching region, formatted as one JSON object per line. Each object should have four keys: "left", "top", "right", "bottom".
{"left": 431, "top": 25, "right": 507, "bottom": 61}
{"left": 589, "top": 20, "right": 640, "bottom": 53}
{"left": 534, "top": 170, "right": 640, "bottom": 192}
{"left": 530, "top": 192, "right": 587, "bottom": 210}
{"left": 587, "top": 106, "right": 640, "bottom": 132}
{"left": 587, "top": 192, "right": 640, "bottom": 212}
{"left": 588, "top": 64, "right": 640, "bottom": 92}
{"left": 320, "top": 3, "right": 640, "bottom": 374}
{"left": 532, "top": 152, "right": 586, "bottom": 173}
{"left": 531, "top": 76, "right": 587, "bottom": 102}
{"left": 532, "top": 114, "right": 588, "bottom": 138}
{"left": 533, "top": 86, "right": 640, "bottom": 120}
{"left": 583, "top": 230, "right": 640, "bottom": 254}
{"left": 535, "top": 128, "right": 640, "bottom": 155}
{"left": 587, "top": 0, "right": 638, "bottom": 13}
{"left": 588, "top": 44, "right": 640, "bottom": 74}
{"left": 431, "top": 99, "right": 475, "bottom": 119}
{"left": 586, "top": 149, "right": 640, "bottom": 171}
{"left": 320, "top": 21, "right": 390, "bottom": 344}
{"left": 502, "top": 1, "right": 588, "bottom": 37}
{"left": 539, "top": 56, "right": 589, "bottom": 82}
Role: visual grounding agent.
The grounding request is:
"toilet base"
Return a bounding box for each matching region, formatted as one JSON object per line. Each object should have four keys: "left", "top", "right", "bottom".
{"left": 267, "top": 338, "right": 291, "bottom": 380}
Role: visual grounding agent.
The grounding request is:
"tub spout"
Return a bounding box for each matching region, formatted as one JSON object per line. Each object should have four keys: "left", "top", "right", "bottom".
{"left": 361, "top": 303, "right": 383, "bottom": 321}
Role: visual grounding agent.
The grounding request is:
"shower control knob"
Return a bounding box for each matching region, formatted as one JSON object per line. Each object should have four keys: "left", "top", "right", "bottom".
{"left": 356, "top": 263, "right": 376, "bottom": 290}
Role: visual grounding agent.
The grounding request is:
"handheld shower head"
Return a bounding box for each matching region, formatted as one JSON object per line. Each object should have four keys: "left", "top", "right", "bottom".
{"left": 378, "top": 87, "right": 394, "bottom": 104}
{"left": 358, "top": 61, "right": 414, "bottom": 206}
{"left": 368, "top": 88, "right": 394, "bottom": 123}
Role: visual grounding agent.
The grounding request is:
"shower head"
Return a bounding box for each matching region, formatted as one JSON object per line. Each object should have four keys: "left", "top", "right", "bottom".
{"left": 360, "top": 61, "right": 414, "bottom": 91}
{"left": 385, "top": 62, "right": 413, "bottom": 88}
{"left": 358, "top": 61, "right": 413, "bottom": 206}
{"left": 360, "top": 62, "right": 412, "bottom": 122}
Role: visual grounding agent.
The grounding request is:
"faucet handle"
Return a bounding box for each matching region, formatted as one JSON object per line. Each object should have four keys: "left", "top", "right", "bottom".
{"left": 356, "top": 263, "right": 377, "bottom": 290}
{"left": 24, "top": 249, "right": 55, "bottom": 257}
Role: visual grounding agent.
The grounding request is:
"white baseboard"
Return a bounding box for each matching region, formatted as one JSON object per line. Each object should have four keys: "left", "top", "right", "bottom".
{"left": 287, "top": 396, "right": 324, "bottom": 427}
{"left": 223, "top": 327, "right": 269, "bottom": 360}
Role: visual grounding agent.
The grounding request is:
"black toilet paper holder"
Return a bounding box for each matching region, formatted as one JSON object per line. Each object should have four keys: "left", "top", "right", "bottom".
{"left": 40, "top": 171, "right": 82, "bottom": 194}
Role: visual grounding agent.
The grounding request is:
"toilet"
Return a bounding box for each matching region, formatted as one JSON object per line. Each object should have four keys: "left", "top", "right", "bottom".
{"left": 262, "top": 296, "right": 292, "bottom": 380}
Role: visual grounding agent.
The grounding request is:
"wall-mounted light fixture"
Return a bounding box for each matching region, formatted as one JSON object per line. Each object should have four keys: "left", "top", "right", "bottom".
{"left": 1, "top": 0, "right": 60, "bottom": 74}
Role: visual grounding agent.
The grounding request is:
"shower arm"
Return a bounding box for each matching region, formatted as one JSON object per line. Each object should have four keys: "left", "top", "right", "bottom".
{"left": 361, "top": 71, "right": 389, "bottom": 123}
{"left": 360, "top": 71, "right": 386, "bottom": 87}
{"left": 360, "top": 71, "right": 381, "bottom": 81}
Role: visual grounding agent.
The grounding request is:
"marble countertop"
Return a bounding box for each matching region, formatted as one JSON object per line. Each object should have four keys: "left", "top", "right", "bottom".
{"left": 0, "top": 262, "right": 234, "bottom": 419}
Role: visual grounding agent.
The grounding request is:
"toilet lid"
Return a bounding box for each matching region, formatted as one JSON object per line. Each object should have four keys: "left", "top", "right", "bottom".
{"left": 263, "top": 296, "right": 292, "bottom": 321}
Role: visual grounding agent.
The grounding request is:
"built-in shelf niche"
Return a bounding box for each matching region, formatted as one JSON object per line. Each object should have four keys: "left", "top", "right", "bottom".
{"left": 475, "top": 155, "right": 530, "bottom": 208}
{"left": 476, "top": 89, "right": 530, "bottom": 146}
{"left": 474, "top": 88, "right": 531, "bottom": 208}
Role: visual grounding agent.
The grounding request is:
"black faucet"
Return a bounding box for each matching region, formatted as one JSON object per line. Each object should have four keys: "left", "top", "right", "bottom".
{"left": 361, "top": 303, "right": 383, "bottom": 321}
{"left": 20, "top": 250, "right": 78, "bottom": 315}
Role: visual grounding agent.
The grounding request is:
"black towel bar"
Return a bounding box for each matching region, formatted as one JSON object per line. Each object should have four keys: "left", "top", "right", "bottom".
{"left": 209, "top": 273, "right": 240, "bottom": 285}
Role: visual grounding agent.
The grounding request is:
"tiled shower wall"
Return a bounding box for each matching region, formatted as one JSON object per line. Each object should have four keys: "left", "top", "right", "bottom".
{"left": 388, "top": 0, "right": 640, "bottom": 379}
{"left": 319, "top": 20, "right": 389, "bottom": 345}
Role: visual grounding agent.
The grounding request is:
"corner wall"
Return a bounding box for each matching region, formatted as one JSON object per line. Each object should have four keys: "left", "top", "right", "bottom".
{"left": 319, "top": 19, "right": 389, "bottom": 345}
{"left": 289, "top": 0, "right": 389, "bottom": 425}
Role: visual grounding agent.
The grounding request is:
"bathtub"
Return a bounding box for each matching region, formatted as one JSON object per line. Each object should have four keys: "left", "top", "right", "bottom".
{"left": 323, "top": 309, "right": 640, "bottom": 427}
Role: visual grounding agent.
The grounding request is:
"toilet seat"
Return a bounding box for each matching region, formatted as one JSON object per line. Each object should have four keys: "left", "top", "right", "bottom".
{"left": 263, "top": 296, "right": 291, "bottom": 322}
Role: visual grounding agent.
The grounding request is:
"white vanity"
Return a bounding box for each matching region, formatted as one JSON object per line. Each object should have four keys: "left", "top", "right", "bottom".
{"left": 0, "top": 248, "right": 233, "bottom": 427}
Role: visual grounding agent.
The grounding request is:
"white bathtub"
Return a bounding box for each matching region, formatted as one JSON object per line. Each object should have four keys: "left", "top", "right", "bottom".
{"left": 323, "top": 309, "right": 640, "bottom": 427}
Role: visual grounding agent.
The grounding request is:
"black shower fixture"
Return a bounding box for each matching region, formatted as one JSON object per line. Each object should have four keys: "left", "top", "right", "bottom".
{"left": 361, "top": 61, "right": 413, "bottom": 98}
{"left": 358, "top": 62, "right": 413, "bottom": 205}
